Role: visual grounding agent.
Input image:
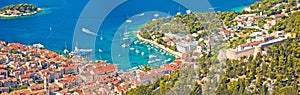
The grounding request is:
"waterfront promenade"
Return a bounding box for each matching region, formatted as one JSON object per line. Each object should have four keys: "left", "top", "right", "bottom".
{"left": 134, "top": 31, "right": 183, "bottom": 58}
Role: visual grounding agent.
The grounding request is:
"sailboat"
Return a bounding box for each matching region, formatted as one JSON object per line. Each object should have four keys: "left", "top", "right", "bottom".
{"left": 63, "top": 42, "right": 69, "bottom": 54}
{"left": 176, "top": 6, "right": 181, "bottom": 15}
{"left": 100, "top": 31, "right": 103, "bottom": 40}
{"left": 126, "top": 16, "right": 132, "bottom": 23}
{"left": 123, "top": 26, "right": 130, "bottom": 36}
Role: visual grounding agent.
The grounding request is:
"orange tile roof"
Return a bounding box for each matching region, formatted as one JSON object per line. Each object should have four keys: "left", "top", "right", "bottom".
{"left": 240, "top": 40, "right": 264, "bottom": 47}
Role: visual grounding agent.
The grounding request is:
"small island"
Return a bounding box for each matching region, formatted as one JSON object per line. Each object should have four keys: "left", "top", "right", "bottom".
{"left": 0, "top": 3, "right": 43, "bottom": 18}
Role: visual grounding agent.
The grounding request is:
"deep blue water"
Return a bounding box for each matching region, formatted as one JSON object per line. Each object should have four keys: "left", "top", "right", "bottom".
{"left": 0, "top": 0, "right": 258, "bottom": 70}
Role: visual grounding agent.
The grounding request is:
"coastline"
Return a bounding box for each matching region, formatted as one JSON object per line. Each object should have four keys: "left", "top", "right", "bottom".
{"left": 232, "top": 5, "right": 248, "bottom": 12}
{"left": 0, "top": 8, "right": 43, "bottom": 18}
{"left": 134, "top": 30, "right": 183, "bottom": 58}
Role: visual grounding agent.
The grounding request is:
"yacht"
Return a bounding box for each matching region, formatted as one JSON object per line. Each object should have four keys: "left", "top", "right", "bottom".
{"left": 126, "top": 19, "right": 132, "bottom": 23}
{"left": 155, "top": 59, "right": 162, "bottom": 61}
{"left": 164, "top": 58, "right": 172, "bottom": 63}
{"left": 124, "top": 34, "right": 130, "bottom": 38}
{"left": 82, "top": 27, "right": 98, "bottom": 36}
{"left": 186, "top": 9, "right": 192, "bottom": 14}
{"left": 138, "top": 13, "right": 145, "bottom": 16}
{"left": 176, "top": 6, "right": 181, "bottom": 15}
{"left": 98, "top": 49, "right": 103, "bottom": 53}
{"left": 141, "top": 52, "right": 145, "bottom": 55}
{"left": 121, "top": 44, "right": 129, "bottom": 48}
{"left": 148, "top": 60, "right": 156, "bottom": 64}
{"left": 154, "top": 13, "right": 159, "bottom": 17}
{"left": 135, "top": 50, "right": 140, "bottom": 53}
{"left": 148, "top": 55, "right": 157, "bottom": 59}
{"left": 123, "top": 37, "right": 130, "bottom": 40}
{"left": 133, "top": 41, "right": 139, "bottom": 44}
{"left": 63, "top": 49, "right": 69, "bottom": 54}
{"left": 100, "top": 31, "right": 103, "bottom": 40}
{"left": 123, "top": 26, "right": 130, "bottom": 35}
{"left": 130, "top": 48, "right": 135, "bottom": 50}
{"left": 63, "top": 42, "right": 69, "bottom": 54}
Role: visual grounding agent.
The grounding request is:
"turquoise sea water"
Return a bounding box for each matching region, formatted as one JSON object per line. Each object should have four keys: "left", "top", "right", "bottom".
{"left": 232, "top": 6, "right": 248, "bottom": 12}
{"left": 0, "top": 0, "right": 258, "bottom": 70}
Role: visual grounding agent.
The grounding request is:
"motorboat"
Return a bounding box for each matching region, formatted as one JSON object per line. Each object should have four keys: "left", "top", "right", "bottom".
{"left": 98, "top": 49, "right": 103, "bottom": 52}
{"left": 141, "top": 52, "right": 145, "bottom": 55}
{"left": 148, "top": 55, "right": 157, "bottom": 59}
{"left": 135, "top": 50, "right": 140, "bottom": 53}
{"left": 130, "top": 48, "right": 135, "bottom": 50}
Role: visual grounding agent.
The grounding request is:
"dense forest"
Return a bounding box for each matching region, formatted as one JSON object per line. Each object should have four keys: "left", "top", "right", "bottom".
{"left": 244, "top": 0, "right": 300, "bottom": 15}
{"left": 217, "top": 38, "right": 300, "bottom": 95}
{"left": 140, "top": 13, "right": 221, "bottom": 35}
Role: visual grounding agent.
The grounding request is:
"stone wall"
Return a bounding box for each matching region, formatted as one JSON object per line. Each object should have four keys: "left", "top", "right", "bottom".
{"left": 225, "top": 48, "right": 257, "bottom": 60}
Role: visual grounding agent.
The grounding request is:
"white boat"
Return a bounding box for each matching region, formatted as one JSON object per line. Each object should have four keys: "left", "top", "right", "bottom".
{"left": 155, "top": 59, "right": 162, "bottom": 61}
{"left": 126, "top": 19, "right": 132, "bottom": 23}
{"left": 164, "top": 58, "right": 172, "bottom": 63}
{"left": 63, "top": 49, "right": 69, "bottom": 54}
{"left": 134, "top": 41, "right": 139, "bottom": 44}
{"left": 138, "top": 13, "right": 145, "bottom": 16}
{"left": 63, "top": 42, "right": 69, "bottom": 54}
{"left": 154, "top": 13, "right": 159, "bottom": 17}
{"left": 177, "top": 6, "right": 181, "bottom": 15}
{"left": 124, "top": 34, "right": 130, "bottom": 37}
{"left": 123, "top": 37, "right": 130, "bottom": 40}
{"left": 121, "top": 44, "right": 129, "bottom": 48}
{"left": 123, "top": 28, "right": 130, "bottom": 35}
{"left": 135, "top": 50, "right": 140, "bottom": 53}
{"left": 148, "top": 55, "right": 157, "bottom": 59}
{"left": 100, "top": 31, "right": 103, "bottom": 40}
{"left": 152, "top": 19, "right": 157, "bottom": 21}
{"left": 148, "top": 47, "right": 151, "bottom": 51}
{"left": 82, "top": 28, "right": 98, "bottom": 36}
{"left": 130, "top": 48, "right": 135, "bottom": 50}
{"left": 49, "top": 27, "right": 52, "bottom": 31}
{"left": 148, "top": 60, "right": 156, "bottom": 64}
{"left": 186, "top": 9, "right": 192, "bottom": 14}
{"left": 141, "top": 52, "right": 145, "bottom": 55}
{"left": 98, "top": 49, "right": 103, "bottom": 52}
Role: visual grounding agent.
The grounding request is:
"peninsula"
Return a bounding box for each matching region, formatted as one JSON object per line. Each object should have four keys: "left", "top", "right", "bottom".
{"left": 0, "top": 3, "right": 43, "bottom": 18}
